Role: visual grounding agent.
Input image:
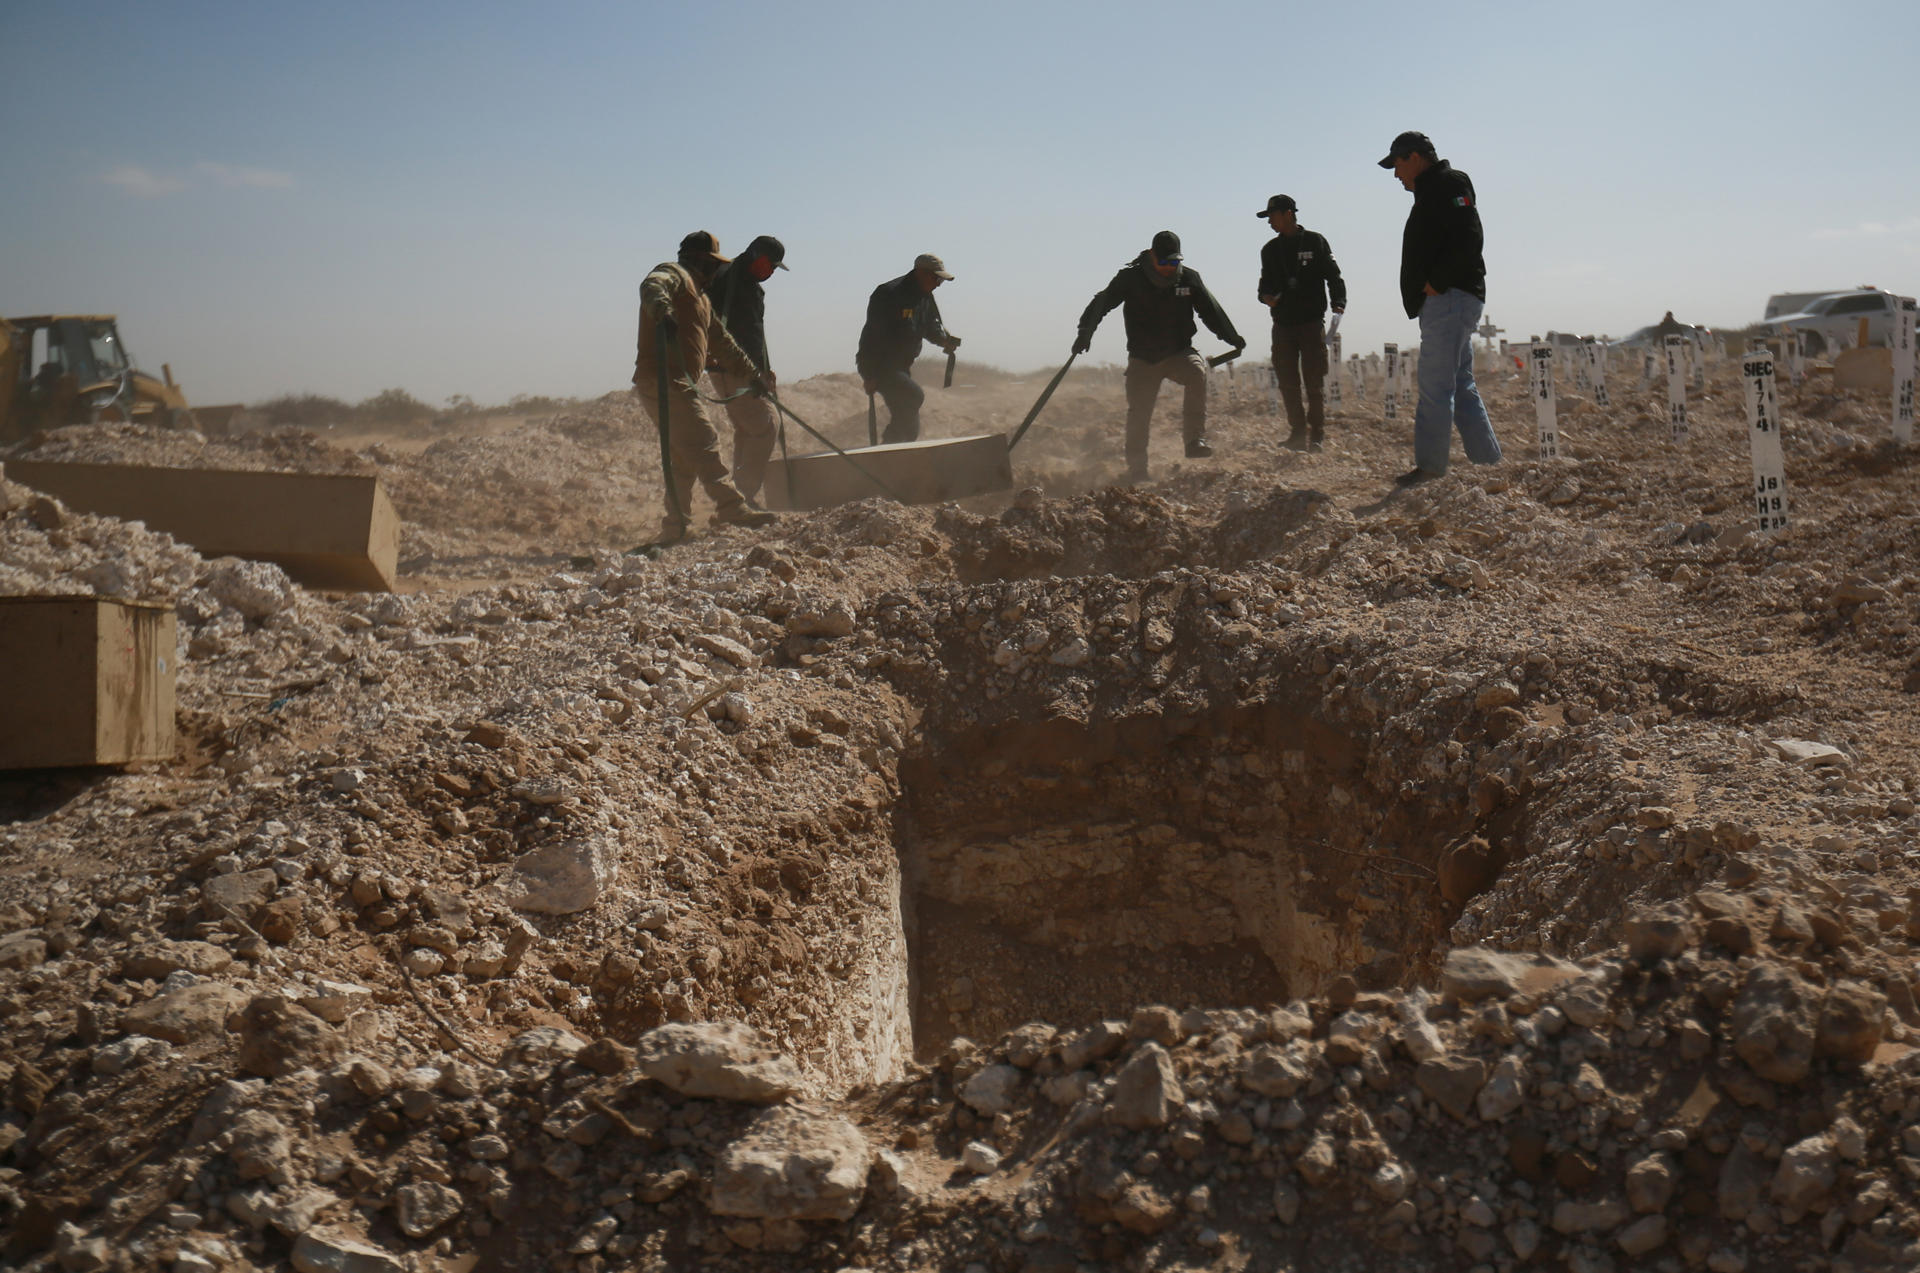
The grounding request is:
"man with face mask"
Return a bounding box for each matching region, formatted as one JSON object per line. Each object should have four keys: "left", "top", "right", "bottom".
{"left": 632, "top": 231, "right": 777, "bottom": 542}
{"left": 707, "top": 234, "right": 788, "bottom": 506}
{"left": 1075, "top": 230, "right": 1245, "bottom": 482}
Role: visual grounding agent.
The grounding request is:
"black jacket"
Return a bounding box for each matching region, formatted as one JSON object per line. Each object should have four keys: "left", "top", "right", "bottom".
{"left": 1078, "top": 252, "right": 1244, "bottom": 363}
{"left": 1399, "top": 159, "right": 1485, "bottom": 319}
{"left": 1259, "top": 228, "right": 1346, "bottom": 326}
{"left": 856, "top": 273, "right": 950, "bottom": 377}
{"left": 709, "top": 261, "right": 770, "bottom": 374}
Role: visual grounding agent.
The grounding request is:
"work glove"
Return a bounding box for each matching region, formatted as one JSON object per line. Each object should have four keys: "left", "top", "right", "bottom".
{"left": 1071, "top": 331, "right": 1092, "bottom": 356}
{"left": 942, "top": 336, "right": 962, "bottom": 353}
{"left": 1230, "top": 339, "right": 1247, "bottom": 352}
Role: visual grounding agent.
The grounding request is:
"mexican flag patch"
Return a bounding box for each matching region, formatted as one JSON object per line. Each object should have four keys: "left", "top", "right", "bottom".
{"left": 1454, "top": 195, "right": 1472, "bottom": 207}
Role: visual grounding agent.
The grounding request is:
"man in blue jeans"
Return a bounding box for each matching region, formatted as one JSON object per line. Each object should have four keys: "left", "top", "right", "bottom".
{"left": 1380, "top": 130, "right": 1501, "bottom": 486}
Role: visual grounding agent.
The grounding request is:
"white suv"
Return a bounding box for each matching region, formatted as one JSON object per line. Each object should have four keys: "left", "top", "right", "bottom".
{"left": 1758, "top": 288, "right": 1900, "bottom": 354}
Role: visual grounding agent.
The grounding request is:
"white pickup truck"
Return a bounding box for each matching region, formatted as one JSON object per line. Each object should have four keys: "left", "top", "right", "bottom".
{"left": 1757, "top": 288, "right": 1900, "bottom": 354}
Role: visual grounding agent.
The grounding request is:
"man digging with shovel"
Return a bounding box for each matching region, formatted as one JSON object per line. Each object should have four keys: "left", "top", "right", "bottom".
{"left": 632, "top": 231, "right": 778, "bottom": 545}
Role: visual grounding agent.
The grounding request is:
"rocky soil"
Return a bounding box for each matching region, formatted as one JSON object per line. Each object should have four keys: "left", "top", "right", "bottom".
{"left": 2, "top": 348, "right": 1918, "bottom": 1273}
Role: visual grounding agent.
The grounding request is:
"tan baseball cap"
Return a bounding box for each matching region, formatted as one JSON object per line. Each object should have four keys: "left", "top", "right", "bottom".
{"left": 914, "top": 253, "right": 954, "bottom": 280}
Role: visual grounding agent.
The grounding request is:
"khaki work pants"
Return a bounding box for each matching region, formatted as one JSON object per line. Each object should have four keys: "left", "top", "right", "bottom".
{"left": 1272, "top": 320, "right": 1329, "bottom": 440}
{"left": 1123, "top": 352, "right": 1208, "bottom": 470}
{"left": 709, "top": 369, "right": 778, "bottom": 504}
{"left": 636, "top": 380, "right": 750, "bottom": 532}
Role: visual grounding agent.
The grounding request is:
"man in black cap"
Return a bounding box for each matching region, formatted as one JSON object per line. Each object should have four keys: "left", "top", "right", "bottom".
{"left": 632, "top": 231, "right": 776, "bottom": 541}
{"left": 708, "top": 235, "right": 788, "bottom": 505}
{"left": 1256, "top": 195, "right": 1346, "bottom": 452}
{"left": 1074, "top": 230, "right": 1245, "bottom": 481}
{"left": 856, "top": 254, "right": 962, "bottom": 444}
{"left": 1379, "top": 130, "right": 1500, "bottom": 485}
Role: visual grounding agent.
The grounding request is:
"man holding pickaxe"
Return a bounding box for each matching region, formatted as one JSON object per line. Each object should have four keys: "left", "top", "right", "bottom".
{"left": 1075, "top": 230, "right": 1245, "bottom": 482}
{"left": 856, "top": 254, "right": 962, "bottom": 444}
{"left": 632, "top": 231, "right": 778, "bottom": 543}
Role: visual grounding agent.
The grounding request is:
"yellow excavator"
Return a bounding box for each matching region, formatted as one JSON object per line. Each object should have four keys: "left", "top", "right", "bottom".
{"left": 0, "top": 313, "right": 198, "bottom": 443}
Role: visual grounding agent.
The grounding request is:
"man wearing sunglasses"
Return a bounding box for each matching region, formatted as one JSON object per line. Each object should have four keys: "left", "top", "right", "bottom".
{"left": 1074, "top": 230, "right": 1245, "bottom": 482}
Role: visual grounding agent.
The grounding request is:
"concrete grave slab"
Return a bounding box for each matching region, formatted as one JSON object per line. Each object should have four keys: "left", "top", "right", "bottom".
{"left": 762, "top": 433, "right": 1012, "bottom": 512}
{"left": 5, "top": 460, "right": 398, "bottom": 591}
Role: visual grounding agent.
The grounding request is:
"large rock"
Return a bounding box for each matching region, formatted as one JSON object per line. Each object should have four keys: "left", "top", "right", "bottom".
{"left": 1241, "top": 1043, "right": 1311, "bottom": 1097}
{"left": 710, "top": 1106, "right": 869, "bottom": 1221}
{"left": 121, "top": 940, "right": 234, "bottom": 980}
{"left": 1731, "top": 965, "right": 1817, "bottom": 1083}
{"left": 393, "top": 1181, "right": 463, "bottom": 1238}
{"left": 496, "top": 836, "right": 617, "bottom": 914}
{"left": 1415, "top": 1055, "right": 1489, "bottom": 1121}
{"left": 226, "top": 1110, "right": 294, "bottom": 1183}
{"left": 291, "top": 1227, "right": 405, "bottom": 1273}
{"left": 235, "top": 995, "right": 345, "bottom": 1078}
{"left": 202, "top": 869, "right": 280, "bottom": 916}
{"left": 0, "top": 932, "right": 47, "bottom": 970}
{"left": 1107, "top": 1043, "right": 1182, "bottom": 1129}
{"left": 1441, "top": 948, "right": 1579, "bottom": 1002}
{"left": 1111, "top": 1182, "right": 1178, "bottom": 1235}
{"left": 958, "top": 1064, "right": 1022, "bottom": 1116}
{"left": 1623, "top": 904, "right": 1697, "bottom": 962}
{"left": 124, "top": 982, "right": 250, "bottom": 1044}
{"left": 634, "top": 1022, "right": 802, "bottom": 1103}
{"left": 205, "top": 559, "right": 296, "bottom": 620}
{"left": 1476, "top": 1054, "right": 1526, "bottom": 1121}
{"left": 1771, "top": 1135, "right": 1839, "bottom": 1214}
{"left": 1816, "top": 981, "right": 1886, "bottom": 1062}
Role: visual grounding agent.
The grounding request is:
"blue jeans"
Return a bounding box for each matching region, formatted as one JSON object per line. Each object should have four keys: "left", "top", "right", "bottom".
{"left": 1414, "top": 288, "right": 1500, "bottom": 474}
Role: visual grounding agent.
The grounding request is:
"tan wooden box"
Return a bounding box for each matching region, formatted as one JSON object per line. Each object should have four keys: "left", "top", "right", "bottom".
{"left": 0, "top": 596, "right": 177, "bottom": 769}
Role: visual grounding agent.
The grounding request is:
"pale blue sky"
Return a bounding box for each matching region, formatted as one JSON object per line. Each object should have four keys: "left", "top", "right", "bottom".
{"left": 3, "top": 1, "right": 1916, "bottom": 407}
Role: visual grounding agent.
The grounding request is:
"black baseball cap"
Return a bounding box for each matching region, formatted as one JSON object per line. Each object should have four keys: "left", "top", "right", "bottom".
{"left": 1151, "top": 230, "right": 1182, "bottom": 262}
{"left": 1378, "top": 130, "right": 1437, "bottom": 168}
{"left": 745, "top": 235, "right": 789, "bottom": 270}
{"left": 1257, "top": 195, "right": 1297, "bottom": 218}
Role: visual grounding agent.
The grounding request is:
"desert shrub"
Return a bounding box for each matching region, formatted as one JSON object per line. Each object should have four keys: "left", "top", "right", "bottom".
{"left": 252, "top": 393, "right": 354, "bottom": 427}
{"left": 357, "top": 387, "right": 432, "bottom": 422}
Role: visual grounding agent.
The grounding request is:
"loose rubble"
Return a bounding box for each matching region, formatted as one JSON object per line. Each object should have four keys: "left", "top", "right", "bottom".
{"left": 3, "top": 358, "right": 1920, "bottom": 1271}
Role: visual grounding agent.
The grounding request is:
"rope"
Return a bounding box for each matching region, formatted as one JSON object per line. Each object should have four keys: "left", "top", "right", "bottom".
{"left": 763, "top": 392, "right": 912, "bottom": 504}
{"left": 1006, "top": 351, "right": 1079, "bottom": 453}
